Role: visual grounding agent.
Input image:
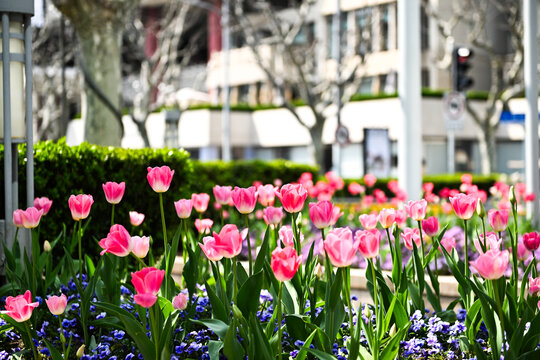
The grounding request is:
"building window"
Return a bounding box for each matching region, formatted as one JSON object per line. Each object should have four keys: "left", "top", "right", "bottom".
{"left": 421, "top": 68, "right": 430, "bottom": 88}
{"left": 421, "top": 5, "right": 429, "bottom": 50}
{"left": 238, "top": 85, "right": 250, "bottom": 104}
{"left": 358, "top": 76, "right": 374, "bottom": 94}
{"left": 294, "top": 22, "right": 315, "bottom": 45}
{"left": 356, "top": 7, "right": 372, "bottom": 56}
{"left": 380, "top": 4, "right": 390, "bottom": 51}
{"left": 327, "top": 13, "right": 348, "bottom": 59}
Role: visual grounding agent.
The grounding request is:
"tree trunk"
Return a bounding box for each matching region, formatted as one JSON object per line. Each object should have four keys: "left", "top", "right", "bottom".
{"left": 477, "top": 121, "right": 497, "bottom": 175}
{"left": 309, "top": 118, "right": 325, "bottom": 173}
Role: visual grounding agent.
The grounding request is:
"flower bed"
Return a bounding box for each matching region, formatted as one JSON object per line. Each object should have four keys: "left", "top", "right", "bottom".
{"left": 1, "top": 170, "right": 540, "bottom": 359}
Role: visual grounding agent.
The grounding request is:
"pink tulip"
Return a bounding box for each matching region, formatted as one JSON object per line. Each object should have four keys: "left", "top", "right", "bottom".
{"left": 363, "top": 174, "right": 377, "bottom": 187}
{"left": 68, "top": 194, "right": 94, "bottom": 221}
{"left": 195, "top": 219, "right": 213, "bottom": 234}
{"left": 131, "top": 267, "right": 165, "bottom": 308}
{"left": 422, "top": 216, "right": 439, "bottom": 237}
{"left": 191, "top": 193, "right": 210, "bottom": 213}
{"left": 523, "top": 232, "right": 540, "bottom": 251}
{"left": 449, "top": 193, "right": 477, "bottom": 220}
{"left": 374, "top": 189, "right": 388, "bottom": 204}
{"left": 275, "top": 183, "right": 308, "bottom": 213}
{"left": 405, "top": 200, "right": 428, "bottom": 221}
{"left": 12, "top": 209, "right": 24, "bottom": 228}
{"left": 330, "top": 206, "right": 344, "bottom": 226}
{"left": 323, "top": 227, "right": 358, "bottom": 268}
{"left": 129, "top": 211, "right": 145, "bottom": 226}
{"left": 18, "top": 207, "right": 44, "bottom": 229}
{"left": 33, "top": 197, "right": 53, "bottom": 215}
{"left": 355, "top": 229, "right": 381, "bottom": 259}
{"left": 258, "top": 184, "right": 277, "bottom": 207}
{"left": 516, "top": 241, "right": 531, "bottom": 261}
{"left": 440, "top": 236, "right": 456, "bottom": 253}
{"left": 213, "top": 185, "right": 232, "bottom": 205}
{"left": 271, "top": 246, "right": 302, "bottom": 282}
{"left": 461, "top": 173, "right": 473, "bottom": 185}
{"left": 263, "top": 206, "right": 284, "bottom": 225}
{"left": 474, "top": 233, "right": 501, "bottom": 254}
{"left": 309, "top": 201, "right": 335, "bottom": 229}
{"left": 231, "top": 186, "right": 258, "bottom": 214}
{"left": 359, "top": 214, "right": 378, "bottom": 230}
{"left": 279, "top": 226, "right": 296, "bottom": 247}
{"left": 441, "top": 202, "right": 453, "bottom": 215}
{"left": 211, "top": 224, "right": 242, "bottom": 258}
{"left": 394, "top": 209, "right": 408, "bottom": 228}
{"left": 99, "top": 224, "right": 133, "bottom": 257}
{"left": 172, "top": 293, "right": 188, "bottom": 310}
{"left": 200, "top": 236, "right": 224, "bottom": 261}
{"left": 469, "top": 249, "right": 509, "bottom": 280}
{"left": 147, "top": 166, "right": 174, "bottom": 193}
{"left": 102, "top": 181, "right": 125, "bottom": 204}
{"left": 402, "top": 227, "right": 422, "bottom": 250}
{"left": 256, "top": 210, "right": 264, "bottom": 220}
{"left": 529, "top": 277, "right": 540, "bottom": 296}
{"left": 488, "top": 209, "right": 509, "bottom": 232}
{"left": 174, "top": 199, "right": 193, "bottom": 219}
{"left": 45, "top": 294, "right": 67, "bottom": 316}
{"left": 2, "top": 290, "right": 39, "bottom": 322}
{"left": 348, "top": 182, "right": 365, "bottom": 195}
{"left": 132, "top": 236, "right": 150, "bottom": 258}
{"left": 378, "top": 208, "right": 396, "bottom": 229}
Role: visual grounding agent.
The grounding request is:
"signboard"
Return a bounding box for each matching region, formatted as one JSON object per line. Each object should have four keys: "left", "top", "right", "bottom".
{"left": 443, "top": 92, "right": 465, "bottom": 130}
{"left": 364, "top": 129, "right": 390, "bottom": 178}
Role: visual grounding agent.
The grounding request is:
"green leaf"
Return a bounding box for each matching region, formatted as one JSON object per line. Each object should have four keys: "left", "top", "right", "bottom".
{"left": 295, "top": 329, "right": 318, "bottom": 360}
{"left": 208, "top": 340, "right": 223, "bottom": 360}
{"left": 194, "top": 319, "right": 229, "bottom": 339}
{"left": 248, "top": 314, "right": 274, "bottom": 360}
{"left": 223, "top": 320, "right": 245, "bottom": 360}
{"left": 306, "top": 348, "right": 338, "bottom": 360}
{"left": 254, "top": 226, "right": 270, "bottom": 274}
{"left": 167, "top": 224, "right": 183, "bottom": 277}
{"left": 43, "top": 338, "right": 64, "bottom": 360}
{"left": 285, "top": 314, "right": 308, "bottom": 343}
{"left": 237, "top": 270, "right": 264, "bottom": 318}
{"left": 205, "top": 281, "right": 229, "bottom": 323}
{"left": 157, "top": 296, "right": 175, "bottom": 319}
{"left": 380, "top": 326, "right": 408, "bottom": 360}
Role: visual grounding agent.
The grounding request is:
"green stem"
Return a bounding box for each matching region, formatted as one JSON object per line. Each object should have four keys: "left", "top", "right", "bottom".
{"left": 463, "top": 220, "right": 469, "bottom": 279}
{"left": 14, "top": 227, "right": 19, "bottom": 243}
{"left": 492, "top": 279, "right": 505, "bottom": 358}
{"left": 481, "top": 217, "right": 487, "bottom": 245}
{"left": 344, "top": 267, "right": 354, "bottom": 346}
{"left": 59, "top": 316, "right": 66, "bottom": 356}
{"left": 534, "top": 252, "right": 538, "bottom": 278}
{"left": 277, "top": 281, "right": 283, "bottom": 360}
{"left": 150, "top": 304, "right": 160, "bottom": 359}
{"left": 159, "top": 193, "right": 168, "bottom": 298}
{"left": 417, "top": 220, "right": 425, "bottom": 265}
{"left": 233, "top": 257, "right": 238, "bottom": 303}
{"left": 78, "top": 221, "right": 83, "bottom": 280}
{"left": 130, "top": 252, "right": 147, "bottom": 268}
{"left": 370, "top": 259, "right": 379, "bottom": 360}
{"left": 111, "top": 204, "right": 115, "bottom": 227}
{"left": 31, "top": 229, "right": 37, "bottom": 300}
{"left": 24, "top": 321, "right": 38, "bottom": 360}
{"left": 245, "top": 215, "right": 252, "bottom": 276}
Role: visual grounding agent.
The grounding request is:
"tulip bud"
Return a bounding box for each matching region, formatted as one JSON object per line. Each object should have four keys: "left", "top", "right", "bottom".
{"left": 43, "top": 240, "right": 51, "bottom": 253}
{"left": 314, "top": 263, "right": 324, "bottom": 279}
{"left": 363, "top": 304, "right": 371, "bottom": 319}
{"left": 509, "top": 186, "right": 517, "bottom": 205}
{"left": 76, "top": 344, "right": 85, "bottom": 358}
{"left": 476, "top": 198, "right": 485, "bottom": 218}
{"left": 232, "top": 304, "right": 243, "bottom": 319}
{"left": 60, "top": 332, "right": 66, "bottom": 344}
{"left": 389, "top": 324, "right": 396, "bottom": 337}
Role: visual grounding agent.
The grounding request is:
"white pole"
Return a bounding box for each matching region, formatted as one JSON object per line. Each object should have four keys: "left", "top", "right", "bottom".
{"left": 398, "top": 0, "right": 422, "bottom": 200}
{"left": 524, "top": 0, "right": 540, "bottom": 225}
{"left": 448, "top": 129, "right": 455, "bottom": 173}
{"left": 333, "top": 0, "right": 342, "bottom": 176}
{"left": 221, "top": 0, "right": 231, "bottom": 161}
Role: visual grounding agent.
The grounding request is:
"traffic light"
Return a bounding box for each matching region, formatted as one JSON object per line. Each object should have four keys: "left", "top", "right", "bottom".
{"left": 452, "top": 47, "right": 474, "bottom": 92}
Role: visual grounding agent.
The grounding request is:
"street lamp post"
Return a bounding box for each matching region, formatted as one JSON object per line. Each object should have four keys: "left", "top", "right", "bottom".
{"left": 0, "top": 0, "right": 34, "bottom": 257}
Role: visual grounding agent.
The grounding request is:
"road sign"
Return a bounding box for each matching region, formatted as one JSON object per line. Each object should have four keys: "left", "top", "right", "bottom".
{"left": 335, "top": 124, "right": 350, "bottom": 145}
{"left": 443, "top": 92, "right": 466, "bottom": 130}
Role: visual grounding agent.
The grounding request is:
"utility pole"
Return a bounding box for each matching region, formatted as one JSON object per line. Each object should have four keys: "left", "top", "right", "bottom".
{"left": 221, "top": 0, "right": 231, "bottom": 161}
{"left": 332, "top": 0, "right": 343, "bottom": 175}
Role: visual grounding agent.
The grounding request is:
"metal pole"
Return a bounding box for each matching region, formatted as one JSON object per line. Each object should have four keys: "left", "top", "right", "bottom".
{"left": 524, "top": 0, "right": 540, "bottom": 225}
{"left": 398, "top": 0, "right": 422, "bottom": 200}
{"left": 25, "top": 14, "right": 32, "bottom": 208}
{"left": 448, "top": 129, "right": 455, "bottom": 173}
{"left": 2, "top": 13, "right": 13, "bottom": 247}
{"left": 332, "top": 0, "right": 343, "bottom": 176}
{"left": 221, "top": 0, "right": 231, "bottom": 161}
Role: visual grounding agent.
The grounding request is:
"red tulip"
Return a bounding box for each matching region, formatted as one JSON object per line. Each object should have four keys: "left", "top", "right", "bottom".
{"left": 275, "top": 184, "right": 308, "bottom": 213}
{"left": 195, "top": 218, "right": 213, "bottom": 234}
{"left": 263, "top": 206, "right": 284, "bottom": 225}
{"left": 422, "top": 216, "right": 439, "bottom": 237}
{"left": 488, "top": 209, "right": 508, "bottom": 232}
{"left": 33, "top": 197, "right": 53, "bottom": 215}
{"left": 271, "top": 246, "right": 302, "bottom": 282}
{"left": 402, "top": 227, "right": 421, "bottom": 250}
{"left": 355, "top": 229, "right": 381, "bottom": 259}
{"left": 172, "top": 293, "right": 188, "bottom": 310}
{"left": 449, "top": 193, "right": 477, "bottom": 220}
{"left": 45, "top": 294, "right": 67, "bottom": 316}
{"left": 469, "top": 249, "right": 509, "bottom": 280}
{"left": 3, "top": 290, "right": 39, "bottom": 322}
{"left": 129, "top": 211, "right": 145, "bottom": 226}
{"left": 363, "top": 174, "right": 377, "bottom": 187}
{"left": 132, "top": 236, "right": 150, "bottom": 258}
{"left": 323, "top": 227, "right": 358, "bottom": 268}
{"left": 523, "top": 232, "right": 540, "bottom": 251}
{"left": 213, "top": 185, "right": 232, "bottom": 205}
{"left": 258, "top": 184, "right": 277, "bottom": 207}
{"left": 99, "top": 224, "right": 133, "bottom": 257}
{"left": 309, "top": 201, "right": 334, "bottom": 229}
{"left": 359, "top": 214, "right": 378, "bottom": 230}
{"left": 174, "top": 199, "right": 193, "bottom": 219}
{"left": 200, "top": 236, "right": 223, "bottom": 261}
{"left": 231, "top": 186, "right": 258, "bottom": 214}
{"left": 68, "top": 194, "right": 94, "bottom": 221}
{"left": 147, "top": 166, "right": 174, "bottom": 193}
{"left": 19, "top": 207, "right": 44, "bottom": 229}
{"left": 348, "top": 182, "right": 365, "bottom": 195}
{"left": 131, "top": 267, "right": 165, "bottom": 308}
{"left": 378, "top": 208, "right": 396, "bottom": 229}
{"left": 405, "top": 200, "right": 428, "bottom": 221}
{"left": 191, "top": 193, "right": 210, "bottom": 213}
{"left": 12, "top": 209, "right": 24, "bottom": 228}
{"left": 102, "top": 181, "right": 125, "bottom": 204}
{"left": 211, "top": 224, "right": 242, "bottom": 258}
